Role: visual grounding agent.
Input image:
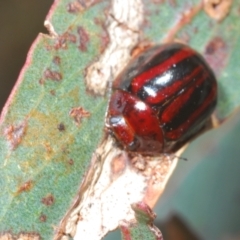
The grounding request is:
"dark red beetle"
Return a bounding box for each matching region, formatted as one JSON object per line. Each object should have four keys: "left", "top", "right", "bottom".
{"left": 107, "top": 43, "right": 217, "bottom": 154}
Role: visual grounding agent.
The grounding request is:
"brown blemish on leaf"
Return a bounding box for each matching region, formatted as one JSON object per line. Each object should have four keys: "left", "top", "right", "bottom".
{"left": 151, "top": 0, "right": 165, "bottom": 3}
{"left": 67, "top": 1, "right": 86, "bottom": 13}
{"left": 50, "top": 90, "right": 56, "bottom": 95}
{"left": 53, "top": 56, "right": 61, "bottom": 65}
{"left": 57, "top": 123, "right": 65, "bottom": 131}
{"left": 0, "top": 232, "right": 41, "bottom": 240}
{"left": 41, "top": 194, "right": 55, "bottom": 206}
{"left": 4, "top": 120, "right": 27, "bottom": 150}
{"left": 204, "top": 37, "right": 228, "bottom": 75}
{"left": 38, "top": 78, "right": 45, "bottom": 85}
{"left": 44, "top": 68, "right": 62, "bottom": 81}
{"left": 67, "top": 0, "right": 101, "bottom": 13}
{"left": 53, "top": 32, "right": 77, "bottom": 50}
{"left": 205, "top": 36, "right": 226, "bottom": 54}
{"left": 77, "top": 26, "right": 90, "bottom": 52}
{"left": 68, "top": 159, "right": 74, "bottom": 165}
{"left": 49, "top": 38, "right": 65, "bottom": 51}
{"left": 39, "top": 213, "right": 47, "bottom": 222}
{"left": 162, "top": 2, "right": 203, "bottom": 43}
{"left": 94, "top": 17, "right": 110, "bottom": 53}
{"left": 100, "top": 32, "right": 110, "bottom": 53}
{"left": 69, "top": 107, "right": 91, "bottom": 125}
{"left": 67, "top": 33, "right": 77, "bottom": 44}
{"left": 203, "top": 0, "right": 232, "bottom": 21}
{"left": 15, "top": 180, "right": 34, "bottom": 195}
{"left": 152, "top": 0, "right": 176, "bottom": 6}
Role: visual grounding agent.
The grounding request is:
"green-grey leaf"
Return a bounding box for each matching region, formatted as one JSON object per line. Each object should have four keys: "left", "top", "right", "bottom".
{"left": 0, "top": 0, "right": 108, "bottom": 239}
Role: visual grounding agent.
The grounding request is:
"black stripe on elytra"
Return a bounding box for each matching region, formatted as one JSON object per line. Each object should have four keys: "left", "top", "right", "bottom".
{"left": 139, "top": 44, "right": 185, "bottom": 74}
{"left": 161, "top": 74, "right": 215, "bottom": 133}
{"left": 117, "top": 44, "right": 184, "bottom": 92}
{"left": 136, "top": 54, "right": 202, "bottom": 102}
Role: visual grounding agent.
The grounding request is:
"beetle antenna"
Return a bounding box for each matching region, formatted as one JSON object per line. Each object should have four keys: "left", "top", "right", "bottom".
{"left": 176, "top": 155, "right": 188, "bottom": 161}
{"left": 163, "top": 153, "right": 187, "bottom": 161}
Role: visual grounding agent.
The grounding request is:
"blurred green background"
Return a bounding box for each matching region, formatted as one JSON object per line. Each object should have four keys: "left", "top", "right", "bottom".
{"left": 1, "top": 1, "right": 240, "bottom": 240}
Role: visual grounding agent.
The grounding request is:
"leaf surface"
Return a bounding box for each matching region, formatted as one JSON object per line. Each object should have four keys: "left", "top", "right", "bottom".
{"left": 0, "top": 1, "right": 108, "bottom": 239}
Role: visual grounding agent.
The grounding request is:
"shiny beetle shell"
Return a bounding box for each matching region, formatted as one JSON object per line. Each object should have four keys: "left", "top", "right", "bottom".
{"left": 108, "top": 43, "right": 217, "bottom": 154}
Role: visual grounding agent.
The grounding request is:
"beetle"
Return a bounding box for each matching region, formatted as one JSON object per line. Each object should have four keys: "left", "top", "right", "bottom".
{"left": 107, "top": 43, "right": 217, "bottom": 155}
